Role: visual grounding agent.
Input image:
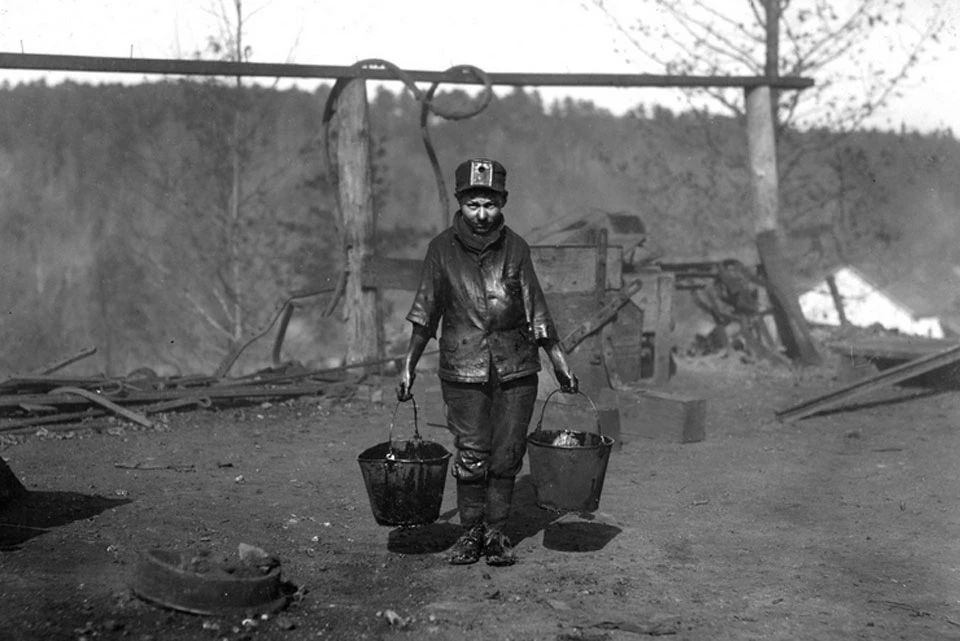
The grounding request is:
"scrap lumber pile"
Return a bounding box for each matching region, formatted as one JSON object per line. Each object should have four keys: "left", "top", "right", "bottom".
{"left": 0, "top": 361, "right": 351, "bottom": 436}
{"left": 777, "top": 337, "right": 960, "bottom": 422}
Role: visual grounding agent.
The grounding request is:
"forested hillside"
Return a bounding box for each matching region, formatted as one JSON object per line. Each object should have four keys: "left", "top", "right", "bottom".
{"left": 1, "top": 80, "right": 958, "bottom": 376}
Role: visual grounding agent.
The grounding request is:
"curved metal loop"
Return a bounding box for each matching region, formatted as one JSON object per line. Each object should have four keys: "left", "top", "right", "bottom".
{"left": 389, "top": 396, "right": 420, "bottom": 446}
{"left": 534, "top": 388, "right": 602, "bottom": 436}
{"left": 354, "top": 58, "right": 426, "bottom": 100}
{"left": 96, "top": 379, "right": 126, "bottom": 396}
{"left": 420, "top": 64, "right": 494, "bottom": 122}
{"left": 320, "top": 58, "right": 494, "bottom": 231}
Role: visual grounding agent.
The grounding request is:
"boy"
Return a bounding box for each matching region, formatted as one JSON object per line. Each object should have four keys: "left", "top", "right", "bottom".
{"left": 396, "top": 158, "right": 577, "bottom": 566}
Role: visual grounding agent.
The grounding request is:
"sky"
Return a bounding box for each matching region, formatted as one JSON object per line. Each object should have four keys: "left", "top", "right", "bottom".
{"left": 0, "top": 0, "right": 957, "bottom": 133}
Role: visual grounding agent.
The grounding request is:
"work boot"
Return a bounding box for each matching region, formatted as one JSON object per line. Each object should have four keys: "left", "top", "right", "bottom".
{"left": 448, "top": 524, "right": 485, "bottom": 565}
{"left": 449, "top": 479, "right": 486, "bottom": 565}
{"left": 483, "top": 528, "right": 517, "bottom": 567}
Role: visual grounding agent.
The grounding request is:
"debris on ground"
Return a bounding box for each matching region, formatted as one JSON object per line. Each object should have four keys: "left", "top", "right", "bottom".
{"left": 0, "top": 359, "right": 370, "bottom": 436}
{"left": 378, "top": 608, "right": 413, "bottom": 628}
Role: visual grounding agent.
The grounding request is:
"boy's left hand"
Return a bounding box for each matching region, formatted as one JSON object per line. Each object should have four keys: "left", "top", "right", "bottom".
{"left": 554, "top": 367, "right": 579, "bottom": 394}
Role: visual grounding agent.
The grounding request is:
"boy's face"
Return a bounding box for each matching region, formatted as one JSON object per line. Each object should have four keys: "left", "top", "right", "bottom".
{"left": 459, "top": 190, "right": 504, "bottom": 235}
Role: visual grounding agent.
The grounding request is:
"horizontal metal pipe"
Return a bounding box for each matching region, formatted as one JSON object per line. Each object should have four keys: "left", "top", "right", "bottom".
{"left": 0, "top": 52, "right": 814, "bottom": 90}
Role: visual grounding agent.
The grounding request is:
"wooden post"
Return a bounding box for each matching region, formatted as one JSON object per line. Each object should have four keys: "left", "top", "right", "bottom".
{"left": 746, "top": 86, "right": 780, "bottom": 234}
{"left": 333, "top": 79, "right": 380, "bottom": 368}
{"left": 826, "top": 274, "right": 849, "bottom": 326}
{"left": 745, "top": 85, "right": 821, "bottom": 365}
{"left": 650, "top": 273, "right": 675, "bottom": 385}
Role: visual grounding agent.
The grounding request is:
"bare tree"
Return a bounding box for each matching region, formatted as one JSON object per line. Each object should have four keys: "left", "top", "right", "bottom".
{"left": 590, "top": 0, "right": 948, "bottom": 132}
{"left": 589, "top": 1, "right": 948, "bottom": 270}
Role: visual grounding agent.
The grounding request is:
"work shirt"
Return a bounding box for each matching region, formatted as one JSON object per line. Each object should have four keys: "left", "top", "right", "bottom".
{"left": 407, "top": 212, "right": 559, "bottom": 383}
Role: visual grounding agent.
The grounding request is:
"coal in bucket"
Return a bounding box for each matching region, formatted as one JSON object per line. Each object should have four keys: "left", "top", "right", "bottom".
{"left": 358, "top": 397, "right": 451, "bottom": 527}
{"left": 526, "top": 390, "right": 614, "bottom": 513}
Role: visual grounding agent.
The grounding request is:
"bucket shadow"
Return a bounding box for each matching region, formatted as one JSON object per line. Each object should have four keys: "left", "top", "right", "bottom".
{"left": 541, "top": 520, "right": 622, "bottom": 552}
{"left": 505, "top": 475, "right": 562, "bottom": 544}
{"left": 509, "top": 476, "right": 622, "bottom": 552}
{"left": 386, "top": 522, "right": 462, "bottom": 555}
{"left": 1, "top": 490, "right": 132, "bottom": 550}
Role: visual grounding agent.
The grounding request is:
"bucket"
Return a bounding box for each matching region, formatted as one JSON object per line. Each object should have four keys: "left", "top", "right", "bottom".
{"left": 526, "top": 390, "right": 614, "bottom": 513}
{"left": 358, "top": 398, "right": 451, "bottom": 527}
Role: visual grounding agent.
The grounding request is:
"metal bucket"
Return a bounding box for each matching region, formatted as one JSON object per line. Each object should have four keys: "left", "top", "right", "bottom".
{"left": 130, "top": 549, "right": 288, "bottom": 616}
{"left": 358, "top": 398, "right": 451, "bottom": 527}
{"left": 527, "top": 390, "right": 614, "bottom": 513}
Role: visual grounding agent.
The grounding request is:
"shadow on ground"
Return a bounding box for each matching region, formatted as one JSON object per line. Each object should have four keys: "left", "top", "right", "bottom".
{"left": 387, "top": 521, "right": 462, "bottom": 554}
{"left": 511, "top": 475, "right": 621, "bottom": 552}
{"left": 384, "top": 475, "right": 621, "bottom": 555}
{"left": 0, "top": 490, "right": 131, "bottom": 550}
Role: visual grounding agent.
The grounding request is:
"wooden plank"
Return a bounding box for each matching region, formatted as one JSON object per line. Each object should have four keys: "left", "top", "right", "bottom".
{"left": 600, "top": 387, "right": 706, "bottom": 443}
{"left": 0, "top": 54, "right": 815, "bottom": 89}
{"left": 776, "top": 343, "right": 960, "bottom": 422}
{"left": 558, "top": 280, "right": 644, "bottom": 353}
{"left": 595, "top": 230, "right": 624, "bottom": 389}
{"left": 539, "top": 279, "right": 643, "bottom": 400}
{"left": 651, "top": 273, "right": 675, "bottom": 386}
{"left": 0, "top": 382, "right": 328, "bottom": 409}
{"left": 531, "top": 245, "right": 622, "bottom": 292}
{"left": 827, "top": 337, "right": 959, "bottom": 362}
{"left": 628, "top": 270, "right": 676, "bottom": 385}
{"left": 607, "top": 302, "right": 644, "bottom": 383}
{"left": 757, "top": 229, "right": 821, "bottom": 366}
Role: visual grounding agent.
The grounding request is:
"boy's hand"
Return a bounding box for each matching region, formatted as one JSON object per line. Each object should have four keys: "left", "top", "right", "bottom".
{"left": 396, "top": 370, "right": 416, "bottom": 402}
{"left": 554, "top": 367, "right": 579, "bottom": 394}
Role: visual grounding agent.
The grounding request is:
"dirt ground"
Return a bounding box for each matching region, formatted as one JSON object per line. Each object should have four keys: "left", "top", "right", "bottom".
{"left": 2, "top": 353, "right": 960, "bottom": 641}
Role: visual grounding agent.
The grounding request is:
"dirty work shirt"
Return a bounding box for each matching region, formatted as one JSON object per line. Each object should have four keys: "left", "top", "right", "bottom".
{"left": 406, "top": 212, "right": 559, "bottom": 383}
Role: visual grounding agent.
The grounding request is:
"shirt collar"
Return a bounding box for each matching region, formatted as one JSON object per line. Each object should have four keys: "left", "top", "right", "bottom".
{"left": 452, "top": 210, "right": 505, "bottom": 253}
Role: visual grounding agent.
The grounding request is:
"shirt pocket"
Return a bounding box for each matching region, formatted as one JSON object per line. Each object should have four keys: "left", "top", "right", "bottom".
{"left": 502, "top": 273, "right": 522, "bottom": 299}
{"left": 439, "top": 332, "right": 460, "bottom": 354}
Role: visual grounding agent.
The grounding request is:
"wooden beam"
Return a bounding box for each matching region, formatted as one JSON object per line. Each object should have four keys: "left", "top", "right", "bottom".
{"left": 756, "top": 230, "right": 820, "bottom": 365}
{"left": 0, "top": 53, "right": 814, "bottom": 89}
{"left": 776, "top": 343, "right": 960, "bottom": 422}
{"left": 827, "top": 337, "right": 959, "bottom": 362}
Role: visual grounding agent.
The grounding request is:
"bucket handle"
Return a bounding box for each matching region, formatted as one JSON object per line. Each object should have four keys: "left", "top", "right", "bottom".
{"left": 534, "top": 389, "right": 602, "bottom": 437}
{"left": 389, "top": 396, "right": 421, "bottom": 449}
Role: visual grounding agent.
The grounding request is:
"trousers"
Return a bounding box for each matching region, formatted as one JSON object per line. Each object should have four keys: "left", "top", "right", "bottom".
{"left": 441, "top": 371, "right": 538, "bottom": 482}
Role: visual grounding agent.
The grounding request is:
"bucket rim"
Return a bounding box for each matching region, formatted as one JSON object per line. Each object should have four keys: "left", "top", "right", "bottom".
{"left": 357, "top": 440, "right": 452, "bottom": 464}
{"left": 527, "top": 431, "right": 615, "bottom": 450}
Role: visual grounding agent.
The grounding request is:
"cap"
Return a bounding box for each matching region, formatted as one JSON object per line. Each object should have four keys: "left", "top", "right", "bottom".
{"left": 454, "top": 158, "right": 507, "bottom": 195}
